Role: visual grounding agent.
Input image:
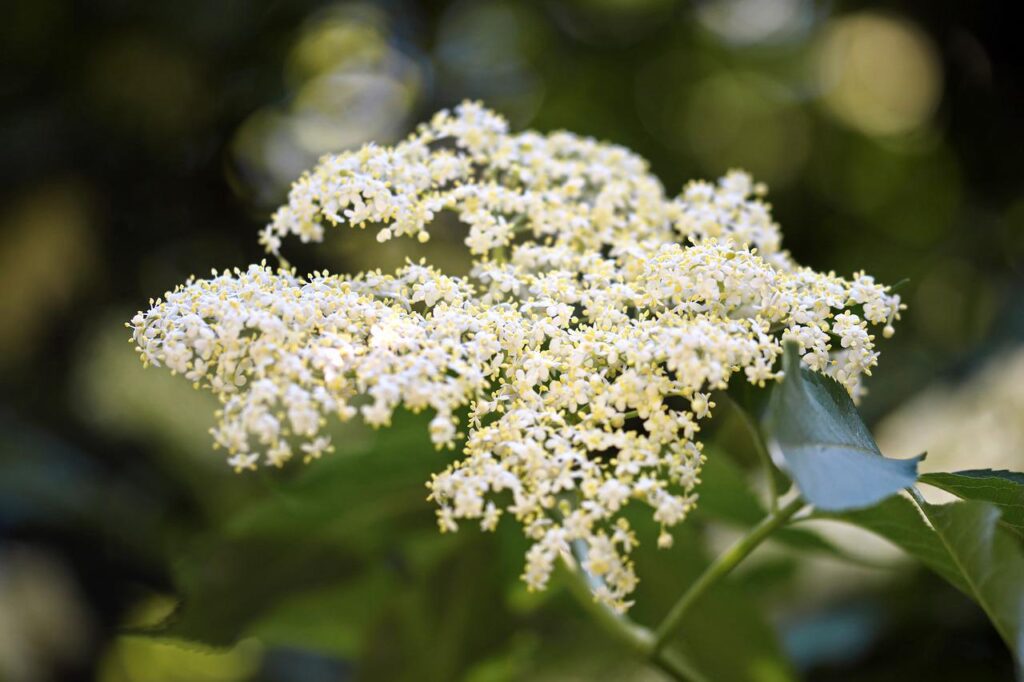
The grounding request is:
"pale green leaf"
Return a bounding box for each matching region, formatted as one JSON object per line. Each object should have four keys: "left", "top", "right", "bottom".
{"left": 762, "top": 342, "right": 920, "bottom": 511}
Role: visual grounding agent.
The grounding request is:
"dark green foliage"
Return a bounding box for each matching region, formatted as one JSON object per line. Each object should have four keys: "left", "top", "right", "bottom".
{"left": 920, "top": 470, "right": 1024, "bottom": 536}
{"left": 827, "top": 498, "right": 1024, "bottom": 670}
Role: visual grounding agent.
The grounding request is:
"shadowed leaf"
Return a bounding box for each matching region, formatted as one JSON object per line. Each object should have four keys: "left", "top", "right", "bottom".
{"left": 826, "top": 497, "right": 1024, "bottom": 670}
{"left": 762, "top": 342, "right": 920, "bottom": 511}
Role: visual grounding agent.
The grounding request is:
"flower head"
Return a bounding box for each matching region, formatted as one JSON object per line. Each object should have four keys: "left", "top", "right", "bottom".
{"left": 130, "top": 102, "right": 903, "bottom": 611}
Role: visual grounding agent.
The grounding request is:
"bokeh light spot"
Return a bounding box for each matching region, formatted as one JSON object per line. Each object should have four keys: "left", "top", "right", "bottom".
{"left": 697, "top": 0, "right": 815, "bottom": 46}
{"left": 229, "top": 3, "right": 422, "bottom": 207}
{"left": 816, "top": 13, "right": 942, "bottom": 137}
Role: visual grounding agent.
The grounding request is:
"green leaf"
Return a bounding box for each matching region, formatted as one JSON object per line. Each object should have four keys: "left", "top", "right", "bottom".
{"left": 922, "top": 500, "right": 1024, "bottom": 668}
{"left": 143, "top": 412, "right": 535, "bottom": 681}
{"left": 697, "top": 450, "right": 879, "bottom": 565}
{"left": 155, "top": 536, "right": 367, "bottom": 645}
{"left": 762, "top": 342, "right": 921, "bottom": 511}
{"left": 827, "top": 497, "right": 1024, "bottom": 668}
{"left": 695, "top": 450, "right": 775, "bottom": 526}
{"left": 823, "top": 495, "right": 970, "bottom": 594}
{"left": 248, "top": 570, "right": 396, "bottom": 657}
{"left": 149, "top": 413, "right": 455, "bottom": 646}
{"left": 920, "top": 470, "right": 1024, "bottom": 536}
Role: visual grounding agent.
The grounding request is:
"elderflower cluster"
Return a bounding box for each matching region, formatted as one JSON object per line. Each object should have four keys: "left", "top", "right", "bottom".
{"left": 130, "top": 102, "right": 903, "bottom": 612}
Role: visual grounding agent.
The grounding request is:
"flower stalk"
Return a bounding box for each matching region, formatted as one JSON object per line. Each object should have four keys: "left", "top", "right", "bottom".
{"left": 561, "top": 557, "right": 708, "bottom": 682}
{"left": 564, "top": 492, "right": 805, "bottom": 679}
{"left": 651, "top": 495, "right": 806, "bottom": 655}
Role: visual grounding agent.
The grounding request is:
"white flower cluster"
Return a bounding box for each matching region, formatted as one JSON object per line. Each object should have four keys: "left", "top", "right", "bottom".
{"left": 130, "top": 102, "right": 903, "bottom": 611}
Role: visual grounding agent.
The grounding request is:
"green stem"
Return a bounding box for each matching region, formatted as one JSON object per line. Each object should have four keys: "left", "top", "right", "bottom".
{"left": 651, "top": 496, "right": 806, "bottom": 655}
{"left": 561, "top": 556, "right": 651, "bottom": 656}
{"left": 653, "top": 650, "right": 709, "bottom": 682}
{"left": 562, "top": 551, "right": 709, "bottom": 681}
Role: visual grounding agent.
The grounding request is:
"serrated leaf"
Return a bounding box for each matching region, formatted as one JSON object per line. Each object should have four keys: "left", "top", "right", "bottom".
{"left": 925, "top": 500, "right": 1024, "bottom": 669}
{"left": 827, "top": 497, "right": 1024, "bottom": 669}
{"left": 920, "top": 470, "right": 1024, "bottom": 536}
{"left": 762, "top": 342, "right": 921, "bottom": 511}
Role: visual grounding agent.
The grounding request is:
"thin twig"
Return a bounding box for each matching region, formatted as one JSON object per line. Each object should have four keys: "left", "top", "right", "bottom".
{"left": 562, "top": 546, "right": 709, "bottom": 681}
{"left": 651, "top": 496, "right": 806, "bottom": 655}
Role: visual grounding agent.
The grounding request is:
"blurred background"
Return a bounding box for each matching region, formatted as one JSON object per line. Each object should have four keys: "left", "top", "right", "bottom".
{"left": 1, "top": 0, "right": 1022, "bottom": 680}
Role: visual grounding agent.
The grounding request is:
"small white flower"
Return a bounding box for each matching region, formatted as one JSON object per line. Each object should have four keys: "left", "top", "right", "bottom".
{"left": 301, "top": 436, "right": 333, "bottom": 463}
{"left": 130, "top": 102, "right": 903, "bottom": 611}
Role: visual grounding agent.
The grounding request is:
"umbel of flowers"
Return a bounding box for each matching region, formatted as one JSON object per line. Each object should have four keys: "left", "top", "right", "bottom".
{"left": 130, "top": 102, "right": 902, "bottom": 612}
